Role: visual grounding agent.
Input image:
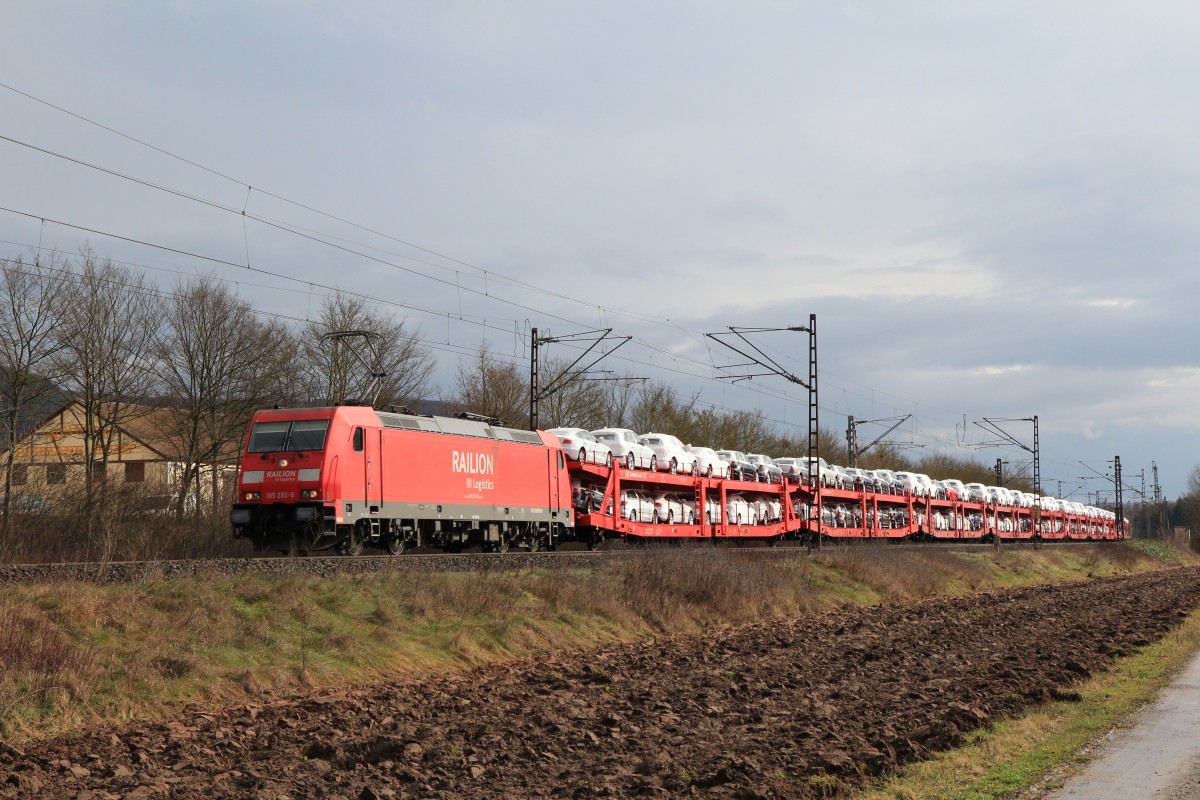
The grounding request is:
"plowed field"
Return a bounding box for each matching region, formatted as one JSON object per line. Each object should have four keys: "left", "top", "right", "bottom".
{"left": 4, "top": 568, "right": 1200, "bottom": 799}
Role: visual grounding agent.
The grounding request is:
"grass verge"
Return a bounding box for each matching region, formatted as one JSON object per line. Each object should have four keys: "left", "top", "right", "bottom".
{"left": 0, "top": 542, "right": 1192, "bottom": 747}
{"left": 857, "top": 603, "right": 1200, "bottom": 800}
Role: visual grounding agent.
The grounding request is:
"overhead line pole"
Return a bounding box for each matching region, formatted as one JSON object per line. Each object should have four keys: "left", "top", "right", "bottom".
{"left": 529, "top": 327, "right": 631, "bottom": 430}
{"left": 973, "top": 415, "right": 1040, "bottom": 497}
{"left": 705, "top": 314, "right": 819, "bottom": 547}
{"left": 1114, "top": 456, "right": 1123, "bottom": 539}
{"left": 845, "top": 414, "right": 911, "bottom": 467}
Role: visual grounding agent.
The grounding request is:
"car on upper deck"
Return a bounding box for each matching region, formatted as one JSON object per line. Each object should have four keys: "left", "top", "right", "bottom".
{"left": 546, "top": 428, "right": 614, "bottom": 466}
{"left": 638, "top": 433, "right": 698, "bottom": 475}
{"left": 592, "top": 428, "right": 657, "bottom": 470}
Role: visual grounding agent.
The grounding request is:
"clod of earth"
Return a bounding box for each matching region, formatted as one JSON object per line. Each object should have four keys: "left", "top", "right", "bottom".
{"left": 3, "top": 568, "right": 1200, "bottom": 799}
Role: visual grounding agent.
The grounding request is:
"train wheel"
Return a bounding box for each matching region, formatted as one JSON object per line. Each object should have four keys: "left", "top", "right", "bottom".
{"left": 342, "top": 525, "right": 365, "bottom": 557}
{"left": 528, "top": 532, "right": 542, "bottom": 552}
{"left": 587, "top": 531, "right": 603, "bottom": 551}
{"left": 386, "top": 535, "right": 408, "bottom": 555}
{"left": 495, "top": 532, "right": 511, "bottom": 553}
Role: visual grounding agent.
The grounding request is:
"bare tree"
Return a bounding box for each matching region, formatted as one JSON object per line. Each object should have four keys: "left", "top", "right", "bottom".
{"left": 1184, "top": 466, "right": 1200, "bottom": 536}
{"left": 626, "top": 381, "right": 698, "bottom": 437}
{"left": 157, "top": 276, "right": 292, "bottom": 518}
{"left": 445, "top": 345, "right": 527, "bottom": 426}
{"left": 537, "top": 356, "right": 613, "bottom": 430}
{"left": 296, "top": 293, "right": 434, "bottom": 407}
{"left": 597, "top": 374, "right": 643, "bottom": 428}
{"left": 57, "top": 250, "right": 163, "bottom": 496}
{"left": 0, "top": 254, "right": 70, "bottom": 541}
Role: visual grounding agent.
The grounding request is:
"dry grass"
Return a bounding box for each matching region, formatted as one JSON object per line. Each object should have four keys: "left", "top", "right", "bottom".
{"left": 816, "top": 547, "right": 995, "bottom": 601}
{"left": 0, "top": 541, "right": 1188, "bottom": 744}
{"left": 0, "top": 485, "right": 254, "bottom": 564}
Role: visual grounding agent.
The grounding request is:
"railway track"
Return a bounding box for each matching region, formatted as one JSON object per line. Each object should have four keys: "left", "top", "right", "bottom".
{"left": 0, "top": 538, "right": 1115, "bottom": 586}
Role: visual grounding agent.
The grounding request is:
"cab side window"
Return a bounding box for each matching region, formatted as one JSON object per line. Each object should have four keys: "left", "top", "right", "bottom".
{"left": 353, "top": 427, "right": 364, "bottom": 452}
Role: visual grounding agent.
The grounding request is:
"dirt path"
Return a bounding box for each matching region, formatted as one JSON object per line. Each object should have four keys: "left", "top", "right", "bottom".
{"left": 1039, "top": 645, "right": 1200, "bottom": 799}
{"left": 4, "top": 568, "right": 1200, "bottom": 799}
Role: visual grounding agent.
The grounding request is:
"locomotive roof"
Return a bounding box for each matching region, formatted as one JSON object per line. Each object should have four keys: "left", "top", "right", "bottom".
{"left": 373, "top": 409, "right": 545, "bottom": 445}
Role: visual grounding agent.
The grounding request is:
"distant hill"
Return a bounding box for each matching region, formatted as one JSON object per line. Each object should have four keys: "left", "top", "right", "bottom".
{"left": 0, "top": 375, "right": 68, "bottom": 439}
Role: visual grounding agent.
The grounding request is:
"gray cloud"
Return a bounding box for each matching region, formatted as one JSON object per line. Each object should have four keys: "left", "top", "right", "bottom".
{"left": 1, "top": 1, "right": 1197, "bottom": 496}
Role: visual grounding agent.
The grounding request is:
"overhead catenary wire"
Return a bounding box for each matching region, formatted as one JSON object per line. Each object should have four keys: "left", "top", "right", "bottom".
{"left": 0, "top": 83, "right": 1092, "bottom": 476}
{"left": 0, "top": 119, "right": 948, "bottom": 423}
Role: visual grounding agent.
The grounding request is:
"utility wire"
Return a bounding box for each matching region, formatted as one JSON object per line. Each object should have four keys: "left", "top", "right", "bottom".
{"left": 0, "top": 84, "right": 1064, "bottom": 461}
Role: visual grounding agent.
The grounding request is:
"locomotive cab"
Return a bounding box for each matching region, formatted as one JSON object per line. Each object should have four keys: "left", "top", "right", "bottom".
{"left": 231, "top": 408, "right": 342, "bottom": 554}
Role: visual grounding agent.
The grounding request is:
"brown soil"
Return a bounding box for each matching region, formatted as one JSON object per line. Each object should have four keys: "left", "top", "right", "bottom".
{"left": 4, "top": 568, "right": 1200, "bottom": 799}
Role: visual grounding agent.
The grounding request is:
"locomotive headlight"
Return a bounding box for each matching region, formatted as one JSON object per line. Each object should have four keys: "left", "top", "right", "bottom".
{"left": 279, "top": 458, "right": 289, "bottom": 467}
{"left": 243, "top": 491, "right": 261, "bottom": 501}
{"left": 302, "top": 489, "right": 319, "bottom": 499}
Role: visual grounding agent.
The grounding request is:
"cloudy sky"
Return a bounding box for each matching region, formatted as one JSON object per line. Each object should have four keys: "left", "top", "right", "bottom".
{"left": 2, "top": 2, "right": 1197, "bottom": 498}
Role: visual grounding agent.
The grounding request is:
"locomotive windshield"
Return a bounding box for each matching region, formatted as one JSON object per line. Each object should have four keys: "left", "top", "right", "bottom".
{"left": 247, "top": 419, "right": 330, "bottom": 453}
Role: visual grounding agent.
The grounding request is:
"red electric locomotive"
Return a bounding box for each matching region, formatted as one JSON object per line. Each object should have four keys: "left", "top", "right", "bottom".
{"left": 230, "top": 405, "right": 573, "bottom": 554}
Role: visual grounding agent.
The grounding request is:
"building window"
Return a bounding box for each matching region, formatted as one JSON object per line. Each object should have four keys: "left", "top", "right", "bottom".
{"left": 47, "top": 463, "right": 66, "bottom": 485}
{"left": 11, "top": 465, "right": 27, "bottom": 486}
{"left": 93, "top": 463, "right": 108, "bottom": 484}
{"left": 125, "top": 461, "right": 145, "bottom": 483}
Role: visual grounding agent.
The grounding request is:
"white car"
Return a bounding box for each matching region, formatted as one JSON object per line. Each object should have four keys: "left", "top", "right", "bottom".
{"left": 759, "top": 496, "right": 783, "bottom": 524}
{"left": 873, "top": 468, "right": 902, "bottom": 493}
{"left": 828, "top": 465, "right": 853, "bottom": 489}
{"left": 963, "top": 482, "right": 989, "bottom": 503}
{"left": 941, "top": 479, "right": 969, "bottom": 501}
{"left": 592, "top": 428, "right": 657, "bottom": 470}
{"left": 620, "top": 489, "right": 655, "bottom": 522}
{"left": 638, "top": 433, "right": 698, "bottom": 475}
{"left": 686, "top": 446, "right": 730, "bottom": 478}
{"left": 652, "top": 492, "right": 698, "bottom": 525}
{"left": 702, "top": 495, "right": 722, "bottom": 523}
{"left": 914, "top": 473, "right": 938, "bottom": 497}
{"left": 894, "top": 472, "right": 928, "bottom": 497}
{"left": 725, "top": 494, "right": 757, "bottom": 525}
{"left": 676, "top": 493, "right": 717, "bottom": 525}
{"left": 545, "top": 428, "right": 614, "bottom": 466}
